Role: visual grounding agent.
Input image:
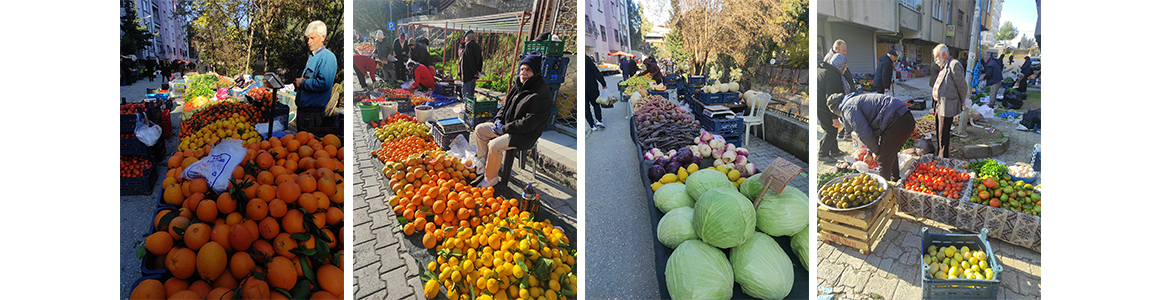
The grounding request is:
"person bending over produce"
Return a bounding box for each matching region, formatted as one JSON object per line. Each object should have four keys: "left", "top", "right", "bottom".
{"left": 410, "top": 60, "right": 437, "bottom": 91}
{"left": 353, "top": 54, "right": 378, "bottom": 90}
{"left": 826, "top": 92, "right": 914, "bottom": 182}
{"left": 636, "top": 56, "right": 664, "bottom": 84}
{"left": 472, "top": 51, "right": 554, "bottom": 188}
{"left": 294, "top": 20, "right": 337, "bottom": 128}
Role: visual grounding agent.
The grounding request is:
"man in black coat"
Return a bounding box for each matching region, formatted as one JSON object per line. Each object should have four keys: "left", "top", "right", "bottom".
{"left": 393, "top": 33, "right": 410, "bottom": 82}
{"left": 459, "top": 30, "right": 483, "bottom": 99}
{"left": 472, "top": 51, "right": 553, "bottom": 188}
{"left": 874, "top": 49, "right": 896, "bottom": 94}
{"left": 818, "top": 53, "right": 852, "bottom": 161}
{"left": 584, "top": 55, "right": 608, "bottom": 131}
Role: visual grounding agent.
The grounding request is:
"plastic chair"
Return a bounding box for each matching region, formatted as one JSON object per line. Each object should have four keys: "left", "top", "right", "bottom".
{"left": 741, "top": 92, "right": 770, "bottom": 147}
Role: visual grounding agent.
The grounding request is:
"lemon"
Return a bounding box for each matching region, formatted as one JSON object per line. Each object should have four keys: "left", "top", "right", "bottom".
{"left": 428, "top": 261, "right": 437, "bottom": 272}
{"left": 728, "top": 169, "right": 741, "bottom": 181}
{"left": 425, "top": 279, "right": 440, "bottom": 299}
{"left": 687, "top": 163, "right": 699, "bottom": 174}
{"left": 928, "top": 262, "right": 940, "bottom": 274}
{"left": 960, "top": 261, "right": 971, "bottom": 269}
{"left": 928, "top": 245, "right": 938, "bottom": 255}
{"left": 978, "top": 260, "right": 988, "bottom": 270}
{"left": 661, "top": 173, "right": 678, "bottom": 183}
{"left": 944, "top": 246, "right": 956, "bottom": 257}
{"left": 651, "top": 182, "right": 664, "bottom": 191}
{"left": 716, "top": 165, "right": 728, "bottom": 174}
{"left": 934, "top": 271, "right": 947, "bottom": 279}
{"left": 960, "top": 246, "right": 970, "bottom": 254}
{"left": 678, "top": 169, "right": 689, "bottom": 182}
{"left": 519, "top": 288, "right": 530, "bottom": 299}
{"left": 975, "top": 272, "right": 986, "bottom": 280}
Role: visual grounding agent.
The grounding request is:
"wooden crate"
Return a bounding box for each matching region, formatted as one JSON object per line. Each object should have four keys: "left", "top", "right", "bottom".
{"left": 818, "top": 190, "right": 898, "bottom": 254}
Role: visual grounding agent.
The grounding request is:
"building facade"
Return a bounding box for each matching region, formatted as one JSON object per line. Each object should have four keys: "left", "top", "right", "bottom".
{"left": 122, "top": 0, "right": 188, "bottom": 60}
{"left": 583, "top": 0, "right": 632, "bottom": 64}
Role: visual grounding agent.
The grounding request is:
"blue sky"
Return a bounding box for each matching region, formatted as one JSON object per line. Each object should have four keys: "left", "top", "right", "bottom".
{"left": 996, "top": 0, "right": 1040, "bottom": 45}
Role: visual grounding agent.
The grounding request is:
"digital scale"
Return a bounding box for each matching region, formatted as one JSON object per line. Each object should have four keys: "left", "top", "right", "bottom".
{"left": 703, "top": 105, "right": 736, "bottom": 119}
{"left": 436, "top": 117, "right": 468, "bottom": 135}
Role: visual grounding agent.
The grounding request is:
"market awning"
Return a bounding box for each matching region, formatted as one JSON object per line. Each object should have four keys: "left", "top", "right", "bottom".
{"left": 607, "top": 51, "right": 636, "bottom": 57}
{"left": 401, "top": 12, "right": 532, "bottom": 34}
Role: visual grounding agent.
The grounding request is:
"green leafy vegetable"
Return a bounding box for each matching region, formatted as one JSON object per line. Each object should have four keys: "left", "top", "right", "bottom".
{"left": 657, "top": 207, "right": 699, "bottom": 249}
{"left": 665, "top": 240, "right": 734, "bottom": 300}
{"left": 730, "top": 232, "right": 794, "bottom": 300}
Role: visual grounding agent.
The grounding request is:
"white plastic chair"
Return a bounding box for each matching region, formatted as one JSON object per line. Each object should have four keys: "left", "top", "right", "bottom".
{"left": 741, "top": 92, "right": 770, "bottom": 147}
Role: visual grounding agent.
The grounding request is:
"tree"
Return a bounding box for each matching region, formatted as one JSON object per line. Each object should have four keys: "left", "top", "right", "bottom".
{"left": 120, "top": 0, "right": 155, "bottom": 56}
{"left": 994, "top": 21, "right": 1019, "bottom": 45}
{"left": 628, "top": 0, "right": 643, "bottom": 48}
{"left": 1018, "top": 35, "right": 1036, "bottom": 49}
{"left": 670, "top": 0, "right": 806, "bottom": 77}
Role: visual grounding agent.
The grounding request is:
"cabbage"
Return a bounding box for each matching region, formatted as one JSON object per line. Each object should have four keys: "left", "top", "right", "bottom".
{"left": 791, "top": 227, "right": 810, "bottom": 270}
{"left": 730, "top": 232, "right": 794, "bottom": 300}
{"left": 686, "top": 169, "right": 736, "bottom": 200}
{"left": 693, "top": 187, "right": 757, "bottom": 248}
{"left": 657, "top": 207, "right": 698, "bottom": 248}
{"left": 738, "top": 174, "right": 765, "bottom": 201}
{"left": 756, "top": 187, "right": 809, "bottom": 237}
{"left": 653, "top": 183, "right": 693, "bottom": 214}
{"left": 665, "top": 240, "right": 734, "bottom": 300}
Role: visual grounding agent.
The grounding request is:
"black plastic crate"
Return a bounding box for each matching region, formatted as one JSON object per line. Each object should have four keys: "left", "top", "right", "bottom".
{"left": 697, "top": 113, "right": 745, "bottom": 138}
{"left": 920, "top": 228, "right": 1002, "bottom": 300}
{"left": 121, "top": 137, "right": 148, "bottom": 156}
{"left": 908, "top": 99, "right": 927, "bottom": 110}
{"left": 430, "top": 123, "right": 470, "bottom": 150}
{"left": 120, "top": 114, "right": 139, "bottom": 133}
{"left": 120, "top": 164, "right": 156, "bottom": 196}
{"left": 465, "top": 113, "right": 494, "bottom": 129}
{"left": 647, "top": 90, "right": 669, "bottom": 99}
{"left": 542, "top": 56, "right": 570, "bottom": 84}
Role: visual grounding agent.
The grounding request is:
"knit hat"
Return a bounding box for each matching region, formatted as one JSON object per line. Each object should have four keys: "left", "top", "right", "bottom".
{"left": 519, "top": 50, "right": 543, "bottom": 75}
{"left": 826, "top": 93, "right": 846, "bottom": 116}
{"left": 466, "top": 30, "right": 475, "bottom": 36}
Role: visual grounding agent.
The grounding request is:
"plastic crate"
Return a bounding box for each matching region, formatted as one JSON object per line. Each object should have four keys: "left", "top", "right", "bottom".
{"left": 465, "top": 113, "right": 494, "bottom": 128}
{"left": 120, "top": 164, "right": 156, "bottom": 196}
{"left": 697, "top": 114, "right": 745, "bottom": 138}
{"left": 435, "top": 82, "right": 457, "bottom": 97}
{"left": 430, "top": 123, "right": 470, "bottom": 150}
{"left": 388, "top": 97, "right": 413, "bottom": 113}
{"left": 121, "top": 137, "right": 148, "bottom": 156}
{"left": 120, "top": 114, "right": 139, "bottom": 133}
{"left": 722, "top": 92, "right": 742, "bottom": 103}
{"left": 908, "top": 99, "right": 928, "bottom": 110}
{"left": 1030, "top": 144, "right": 1041, "bottom": 172}
{"left": 920, "top": 228, "right": 1002, "bottom": 299}
{"left": 465, "top": 96, "right": 499, "bottom": 116}
{"left": 542, "top": 56, "right": 570, "bottom": 84}
{"left": 523, "top": 40, "right": 565, "bottom": 57}
{"left": 647, "top": 90, "right": 669, "bottom": 99}
{"left": 687, "top": 75, "right": 706, "bottom": 87}
{"left": 665, "top": 73, "right": 679, "bottom": 81}
{"left": 694, "top": 92, "right": 728, "bottom": 105}
{"left": 547, "top": 83, "right": 562, "bottom": 97}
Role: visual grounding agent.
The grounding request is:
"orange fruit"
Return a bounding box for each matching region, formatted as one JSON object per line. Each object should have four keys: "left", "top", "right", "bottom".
{"left": 163, "top": 185, "right": 184, "bottom": 205}
{"left": 325, "top": 206, "right": 343, "bottom": 226}
{"left": 258, "top": 216, "right": 280, "bottom": 239}
{"left": 256, "top": 152, "right": 274, "bottom": 169}
{"left": 300, "top": 234, "right": 316, "bottom": 250}
{"left": 270, "top": 165, "right": 289, "bottom": 177}
{"left": 225, "top": 212, "right": 244, "bottom": 226}
{"left": 297, "top": 193, "right": 319, "bottom": 213}
{"left": 240, "top": 277, "right": 270, "bottom": 300}
{"left": 252, "top": 239, "right": 275, "bottom": 259}
{"left": 243, "top": 183, "right": 259, "bottom": 199}
{"left": 298, "top": 145, "right": 313, "bottom": 158}
{"left": 243, "top": 219, "right": 259, "bottom": 245}
{"left": 256, "top": 184, "right": 277, "bottom": 202}
{"left": 313, "top": 192, "right": 329, "bottom": 211}
{"left": 310, "top": 291, "right": 340, "bottom": 300}
{"left": 163, "top": 278, "right": 189, "bottom": 298}
{"left": 422, "top": 233, "right": 437, "bottom": 249}
{"left": 323, "top": 229, "right": 338, "bottom": 249}
{"left": 298, "top": 157, "right": 316, "bottom": 173}
{"left": 212, "top": 271, "right": 237, "bottom": 290}
{"left": 403, "top": 223, "right": 416, "bottom": 235}
{"left": 206, "top": 287, "right": 234, "bottom": 300}
{"left": 187, "top": 280, "right": 211, "bottom": 299}
{"left": 316, "top": 264, "right": 344, "bottom": 295}
{"left": 322, "top": 134, "right": 341, "bottom": 148}
{"left": 273, "top": 233, "right": 296, "bottom": 259}
{"left": 256, "top": 171, "right": 275, "bottom": 185}
{"left": 144, "top": 231, "right": 173, "bottom": 255}
{"left": 267, "top": 256, "right": 297, "bottom": 290}
{"left": 246, "top": 198, "right": 268, "bottom": 221}
{"left": 230, "top": 251, "right": 256, "bottom": 280}
{"left": 316, "top": 177, "right": 336, "bottom": 196}
{"left": 170, "top": 290, "right": 200, "bottom": 300}
{"left": 168, "top": 216, "right": 191, "bottom": 240}
{"left": 166, "top": 247, "right": 197, "bottom": 279}
{"left": 228, "top": 224, "right": 254, "bottom": 251}
{"left": 210, "top": 224, "right": 231, "bottom": 249}
{"left": 189, "top": 178, "right": 209, "bottom": 195}
{"left": 276, "top": 181, "right": 300, "bottom": 204}
{"left": 196, "top": 241, "right": 228, "bottom": 280}
{"left": 216, "top": 192, "right": 237, "bottom": 215}
{"left": 183, "top": 223, "right": 211, "bottom": 251}
{"left": 195, "top": 199, "right": 218, "bottom": 223}
{"left": 282, "top": 209, "right": 306, "bottom": 234}
{"left": 268, "top": 198, "right": 288, "bottom": 218}
{"left": 167, "top": 156, "right": 183, "bottom": 169}
{"left": 297, "top": 174, "right": 317, "bottom": 193}
{"left": 129, "top": 278, "right": 165, "bottom": 300}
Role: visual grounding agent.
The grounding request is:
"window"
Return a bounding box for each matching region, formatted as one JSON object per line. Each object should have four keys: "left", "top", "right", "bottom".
{"left": 946, "top": 1, "right": 952, "bottom": 23}
{"left": 615, "top": 29, "right": 620, "bottom": 43}
{"left": 600, "top": 25, "right": 607, "bottom": 41}
{"left": 933, "top": 0, "right": 943, "bottom": 20}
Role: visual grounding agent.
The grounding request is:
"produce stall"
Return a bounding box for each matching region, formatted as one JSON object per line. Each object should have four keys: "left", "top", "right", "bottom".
{"left": 357, "top": 98, "right": 578, "bottom": 299}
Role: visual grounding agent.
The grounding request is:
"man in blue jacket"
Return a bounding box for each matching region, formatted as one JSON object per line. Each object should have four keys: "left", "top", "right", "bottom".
{"left": 981, "top": 53, "right": 1003, "bottom": 106}
{"left": 295, "top": 20, "right": 337, "bottom": 128}
{"left": 827, "top": 92, "right": 914, "bottom": 181}
{"left": 874, "top": 49, "right": 896, "bottom": 94}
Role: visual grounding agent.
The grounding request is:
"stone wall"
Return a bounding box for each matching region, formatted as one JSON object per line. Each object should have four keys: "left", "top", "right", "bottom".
{"left": 759, "top": 111, "right": 809, "bottom": 163}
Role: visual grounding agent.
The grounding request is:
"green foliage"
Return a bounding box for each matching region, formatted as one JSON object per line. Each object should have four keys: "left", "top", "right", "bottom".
{"left": 476, "top": 73, "right": 513, "bottom": 93}
{"left": 120, "top": 0, "right": 155, "bottom": 56}
{"left": 664, "top": 30, "right": 688, "bottom": 72}
{"left": 995, "top": 21, "right": 1019, "bottom": 42}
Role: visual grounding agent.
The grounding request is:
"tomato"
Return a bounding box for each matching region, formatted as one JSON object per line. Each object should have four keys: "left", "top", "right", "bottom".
{"left": 989, "top": 199, "right": 1001, "bottom": 207}
{"left": 983, "top": 178, "right": 997, "bottom": 189}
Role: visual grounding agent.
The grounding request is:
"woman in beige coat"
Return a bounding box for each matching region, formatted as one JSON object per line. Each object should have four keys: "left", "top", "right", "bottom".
{"left": 931, "top": 44, "right": 969, "bottom": 158}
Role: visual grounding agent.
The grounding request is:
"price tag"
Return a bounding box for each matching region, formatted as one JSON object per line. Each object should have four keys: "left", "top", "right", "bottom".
{"left": 753, "top": 157, "right": 803, "bottom": 207}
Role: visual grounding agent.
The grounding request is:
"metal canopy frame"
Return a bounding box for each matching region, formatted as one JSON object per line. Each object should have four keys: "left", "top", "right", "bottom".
{"left": 402, "top": 11, "right": 533, "bottom": 94}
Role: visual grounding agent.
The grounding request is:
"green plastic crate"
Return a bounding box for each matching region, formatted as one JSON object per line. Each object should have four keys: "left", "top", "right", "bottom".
{"left": 524, "top": 40, "right": 565, "bottom": 57}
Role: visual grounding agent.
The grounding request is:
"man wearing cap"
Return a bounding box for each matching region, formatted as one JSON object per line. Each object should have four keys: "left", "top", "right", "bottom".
{"left": 411, "top": 37, "right": 432, "bottom": 68}
{"left": 826, "top": 92, "right": 915, "bottom": 181}
{"left": 294, "top": 20, "right": 337, "bottom": 128}
{"left": 459, "top": 30, "right": 483, "bottom": 99}
{"left": 874, "top": 49, "right": 897, "bottom": 94}
{"left": 472, "top": 51, "right": 554, "bottom": 188}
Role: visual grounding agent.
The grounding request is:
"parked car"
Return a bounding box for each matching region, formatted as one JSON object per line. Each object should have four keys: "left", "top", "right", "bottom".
{"left": 1029, "top": 56, "right": 1040, "bottom": 72}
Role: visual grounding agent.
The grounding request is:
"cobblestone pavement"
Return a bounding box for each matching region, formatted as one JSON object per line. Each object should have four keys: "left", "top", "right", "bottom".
{"left": 814, "top": 77, "right": 1041, "bottom": 300}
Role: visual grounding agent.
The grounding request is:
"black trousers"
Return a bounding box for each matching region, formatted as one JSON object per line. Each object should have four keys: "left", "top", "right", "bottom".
{"left": 937, "top": 114, "right": 954, "bottom": 158}
{"left": 356, "top": 70, "right": 369, "bottom": 89}
{"left": 878, "top": 112, "right": 915, "bottom": 181}
{"left": 818, "top": 111, "right": 840, "bottom": 155}
{"left": 584, "top": 91, "right": 602, "bottom": 126}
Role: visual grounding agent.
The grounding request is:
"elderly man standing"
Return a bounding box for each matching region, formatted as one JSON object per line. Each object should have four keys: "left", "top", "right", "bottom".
{"left": 472, "top": 51, "right": 554, "bottom": 188}
{"left": 818, "top": 53, "right": 852, "bottom": 161}
{"left": 931, "top": 44, "right": 968, "bottom": 158}
{"left": 874, "top": 49, "right": 896, "bottom": 94}
{"left": 459, "top": 30, "right": 483, "bottom": 99}
{"left": 294, "top": 20, "right": 337, "bottom": 129}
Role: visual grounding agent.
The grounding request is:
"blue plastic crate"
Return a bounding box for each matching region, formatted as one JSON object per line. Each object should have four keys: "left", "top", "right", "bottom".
{"left": 721, "top": 92, "right": 741, "bottom": 103}
{"left": 542, "top": 56, "right": 570, "bottom": 84}
{"left": 647, "top": 90, "right": 669, "bottom": 99}
{"left": 694, "top": 92, "right": 724, "bottom": 105}
{"left": 722, "top": 136, "right": 742, "bottom": 148}
{"left": 697, "top": 114, "right": 744, "bottom": 138}
{"left": 687, "top": 75, "right": 706, "bottom": 87}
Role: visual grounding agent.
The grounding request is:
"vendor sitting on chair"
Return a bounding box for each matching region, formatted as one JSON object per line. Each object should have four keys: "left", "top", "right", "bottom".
{"left": 472, "top": 51, "right": 554, "bottom": 187}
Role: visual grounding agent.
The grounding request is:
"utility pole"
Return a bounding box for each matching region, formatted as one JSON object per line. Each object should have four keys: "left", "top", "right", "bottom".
{"left": 959, "top": 0, "right": 984, "bottom": 135}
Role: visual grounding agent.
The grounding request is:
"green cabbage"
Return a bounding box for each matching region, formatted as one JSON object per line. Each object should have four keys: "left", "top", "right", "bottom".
{"left": 756, "top": 187, "right": 809, "bottom": 237}
{"left": 730, "top": 232, "right": 794, "bottom": 300}
{"left": 686, "top": 169, "right": 736, "bottom": 201}
{"left": 657, "top": 207, "right": 698, "bottom": 249}
{"left": 665, "top": 239, "right": 734, "bottom": 300}
{"left": 693, "top": 187, "right": 757, "bottom": 248}
{"left": 738, "top": 174, "right": 765, "bottom": 201}
{"left": 654, "top": 183, "right": 694, "bottom": 214}
{"left": 791, "top": 227, "right": 810, "bottom": 270}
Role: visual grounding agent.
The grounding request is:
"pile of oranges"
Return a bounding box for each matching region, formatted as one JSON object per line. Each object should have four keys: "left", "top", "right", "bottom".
{"left": 371, "top": 136, "right": 440, "bottom": 164}
{"left": 133, "top": 131, "right": 345, "bottom": 300}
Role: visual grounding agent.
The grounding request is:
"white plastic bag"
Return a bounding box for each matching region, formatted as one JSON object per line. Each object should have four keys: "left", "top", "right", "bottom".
{"left": 975, "top": 104, "right": 995, "bottom": 119}
{"left": 597, "top": 88, "right": 611, "bottom": 104}
{"left": 255, "top": 117, "right": 286, "bottom": 135}
{"left": 135, "top": 112, "right": 162, "bottom": 146}
{"left": 181, "top": 139, "right": 248, "bottom": 194}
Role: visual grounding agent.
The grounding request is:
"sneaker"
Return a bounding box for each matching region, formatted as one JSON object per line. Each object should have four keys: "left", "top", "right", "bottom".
{"left": 596, "top": 121, "right": 606, "bottom": 128}
{"left": 819, "top": 154, "right": 839, "bottom": 162}
{"left": 828, "top": 149, "right": 848, "bottom": 157}
{"left": 477, "top": 175, "right": 500, "bottom": 187}
{"left": 589, "top": 126, "right": 598, "bottom": 131}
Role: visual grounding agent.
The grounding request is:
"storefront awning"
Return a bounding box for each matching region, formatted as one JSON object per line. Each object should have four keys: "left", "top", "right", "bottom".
{"left": 401, "top": 12, "right": 533, "bottom": 34}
